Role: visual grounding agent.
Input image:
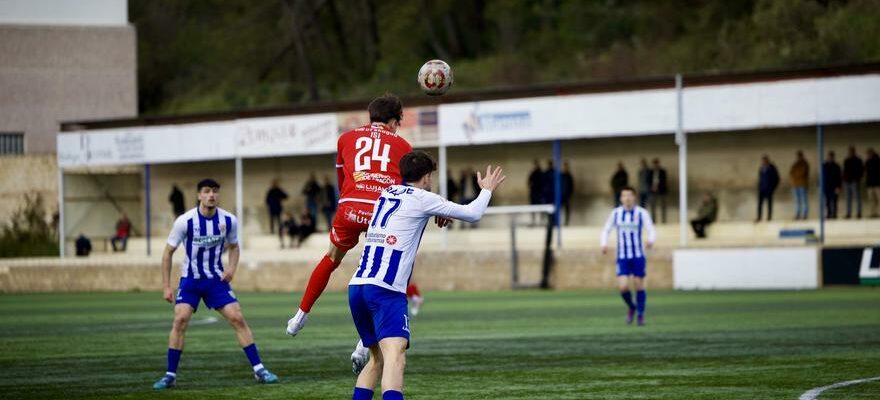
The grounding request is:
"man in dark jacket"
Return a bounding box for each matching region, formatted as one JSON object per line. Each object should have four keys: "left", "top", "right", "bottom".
{"left": 168, "top": 184, "right": 186, "bottom": 217}
{"left": 320, "top": 176, "right": 337, "bottom": 232}
{"left": 638, "top": 159, "right": 652, "bottom": 208}
{"left": 823, "top": 151, "right": 843, "bottom": 219}
{"left": 266, "top": 179, "right": 289, "bottom": 234}
{"left": 527, "top": 160, "right": 543, "bottom": 225}
{"left": 610, "top": 161, "right": 628, "bottom": 207}
{"left": 865, "top": 148, "right": 880, "bottom": 218}
{"left": 691, "top": 193, "right": 718, "bottom": 239}
{"left": 650, "top": 158, "right": 668, "bottom": 224}
{"left": 843, "top": 146, "right": 864, "bottom": 219}
{"left": 561, "top": 161, "right": 575, "bottom": 226}
{"left": 756, "top": 155, "right": 780, "bottom": 222}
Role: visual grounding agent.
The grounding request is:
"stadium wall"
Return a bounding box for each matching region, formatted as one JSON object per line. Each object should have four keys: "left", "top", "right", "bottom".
{"left": 0, "top": 248, "right": 674, "bottom": 293}
{"left": 0, "top": 155, "right": 58, "bottom": 223}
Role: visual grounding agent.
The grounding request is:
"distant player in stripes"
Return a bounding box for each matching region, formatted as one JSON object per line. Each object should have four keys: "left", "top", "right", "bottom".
{"left": 600, "top": 186, "right": 656, "bottom": 326}
{"left": 349, "top": 151, "right": 506, "bottom": 400}
{"left": 153, "top": 179, "right": 277, "bottom": 390}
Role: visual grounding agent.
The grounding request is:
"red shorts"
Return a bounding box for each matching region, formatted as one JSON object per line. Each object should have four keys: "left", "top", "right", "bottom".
{"left": 330, "top": 202, "right": 375, "bottom": 251}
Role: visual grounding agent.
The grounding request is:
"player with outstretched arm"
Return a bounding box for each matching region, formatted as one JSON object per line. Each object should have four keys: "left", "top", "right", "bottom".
{"left": 600, "top": 186, "right": 657, "bottom": 326}
{"left": 348, "top": 151, "right": 506, "bottom": 400}
{"left": 153, "top": 179, "right": 277, "bottom": 390}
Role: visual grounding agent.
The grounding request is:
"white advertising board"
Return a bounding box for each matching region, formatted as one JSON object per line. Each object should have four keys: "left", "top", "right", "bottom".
{"left": 673, "top": 247, "right": 820, "bottom": 290}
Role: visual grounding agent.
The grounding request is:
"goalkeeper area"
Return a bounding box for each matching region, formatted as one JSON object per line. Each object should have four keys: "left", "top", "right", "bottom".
{"left": 1, "top": 289, "right": 878, "bottom": 399}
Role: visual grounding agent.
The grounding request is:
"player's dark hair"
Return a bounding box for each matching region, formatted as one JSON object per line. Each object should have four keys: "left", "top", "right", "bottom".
{"left": 368, "top": 94, "right": 403, "bottom": 124}
{"left": 197, "top": 178, "right": 220, "bottom": 191}
{"left": 400, "top": 151, "right": 437, "bottom": 183}
{"left": 620, "top": 186, "right": 636, "bottom": 195}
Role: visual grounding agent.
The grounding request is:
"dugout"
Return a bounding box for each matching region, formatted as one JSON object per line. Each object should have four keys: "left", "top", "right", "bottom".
{"left": 57, "top": 63, "right": 880, "bottom": 259}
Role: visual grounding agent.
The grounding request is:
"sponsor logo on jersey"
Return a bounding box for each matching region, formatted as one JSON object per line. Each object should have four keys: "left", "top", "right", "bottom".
{"left": 346, "top": 208, "right": 372, "bottom": 224}
{"left": 192, "top": 235, "right": 224, "bottom": 247}
{"left": 366, "top": 232, "right": 386, "bottom": 244}
{"left": 353, "top": 171, "right": 396, "bottom": 185}
{"left": 355, "top": 183, "right": 386, "bottom": 193}
{"left": 386, "top": 235, "right": 398, "bottom": 245}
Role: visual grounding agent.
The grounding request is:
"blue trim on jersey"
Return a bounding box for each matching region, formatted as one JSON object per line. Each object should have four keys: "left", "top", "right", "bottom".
{"left": 367, "top": 246, "right": 384, "bottom": 278}
{"left": 383, "top": 249, "right": 404, "bottom": 286}
{"left": 208, "top": 213, "right": 219, "bottom": 276}
{"left": 220, "top": 215, "right": 231, "bottom": 272}
{"left": 186, "top": 219, "right": 194, "bottom": 278}
{"left": 196, "top": 211, "right": 207, "bottom": 278}
{"left": 356, "top": 245, "right": 371, "bottom": 278}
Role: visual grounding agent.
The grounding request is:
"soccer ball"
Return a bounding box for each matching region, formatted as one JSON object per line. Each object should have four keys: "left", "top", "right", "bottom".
{"left": 418, "top": 59, "right": 453, "bottom": 96}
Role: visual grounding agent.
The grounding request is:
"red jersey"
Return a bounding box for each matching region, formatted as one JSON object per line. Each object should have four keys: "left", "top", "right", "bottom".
{"left": 336, "top": 123, "right": 412, "bottom": 205}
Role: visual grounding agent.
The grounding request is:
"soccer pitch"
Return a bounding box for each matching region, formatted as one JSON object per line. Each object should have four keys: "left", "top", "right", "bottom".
{"left": 1, "top": 289, "right": 878, "bottom": 399}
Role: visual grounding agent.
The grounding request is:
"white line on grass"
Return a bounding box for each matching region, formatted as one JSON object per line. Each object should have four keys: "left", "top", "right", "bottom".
{"left": 70, "top": 316, "right": 219, "bottom": 332}
{"left": 799, "top": 376, "right": 880, "bottom": 400}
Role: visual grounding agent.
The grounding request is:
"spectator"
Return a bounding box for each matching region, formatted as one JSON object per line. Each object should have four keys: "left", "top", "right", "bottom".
{"left": 298, "top": 208, "right": 317, "bottom": 243}
{"left": 75, "top": 233, "right": 92, "bottom": 257}
{"left": 265, "top": 179, "right": 288, "bottom": 234}
{"left": 638, "top": 158, "right": 652, "bottom": 208}
{"left": 446, "top": 169, "right": 459, "bottom": 201}
{"left": 789, "top": 151, "right": 810, "bottom": 220}
{"left": 561, "top": 161, "right": 575, "bottom": 226}
{"left": 690, "top": 193, "right": 718, "bottom": 239}
{"left": 527, "top": 160, "right": 543, "bottom": 225}
{"left": 281, "top": 212, "right": 299, "bottom": 248}
{"left": 649, "top": 158, "right": 668, "bottom": 224}
{"left": 302, "top": 173, "right": 321, "bottom": 222}
{"left": 458, "top": 168, "right": 479, "bottom": 204}
{"left": 866, "top": 148, "right": 880, "bottom": 218}
{"left": 823, "top": 151, "right": 842, "bottom": 219}
{"left": 541, "top": 159, "right": 556, "bottom": 205}
{"left": 756, "top": 155, "right": 780, "bottom": 222}
{"left": 111, "top": 213, "right": 131, "bottom": 252}
{"left": 168, "top": 184, "right": 186, "bottom": 217}
{"left": 321, "top": 176, "right": 338, "bottom": 232}
{"left": 843, "top": 146, "right": 864, "bottom": 219}
{"left": 610, "top": 161, "right": 628, "bottom": 207}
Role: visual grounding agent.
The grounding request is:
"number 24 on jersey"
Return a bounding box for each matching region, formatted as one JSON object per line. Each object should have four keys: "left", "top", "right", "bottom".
{"left": 355, "top": 137, "right": 391, "bottom": 172}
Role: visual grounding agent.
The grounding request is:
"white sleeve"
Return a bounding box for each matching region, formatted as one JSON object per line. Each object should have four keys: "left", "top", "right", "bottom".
{"left": 226, "top": 215, "right": 239, "bottom": 245}
{"left": 641, "top": 208, "right": 657, "bottom": 244}
{"left": 167, "top": 216, "right": 187, "bottom": 248}
{"left": 421, "top": 189, "right": 492, "bottom": 223}
{"left": 600, "top": 210, "right": 616, "bottom": 247}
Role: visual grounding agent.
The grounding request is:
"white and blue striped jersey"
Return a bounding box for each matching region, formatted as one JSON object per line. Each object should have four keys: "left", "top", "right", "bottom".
{"left": 349, "top": 184, "right": 493, "bottom": 294}
{"left": 167, "top": 207, "right": 238, "bottom": 280}
{"left": 600, "top": 206, "right": 656, "bottom": 260}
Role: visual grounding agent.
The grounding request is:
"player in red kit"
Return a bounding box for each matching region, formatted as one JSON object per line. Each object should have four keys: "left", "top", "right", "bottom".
{"left": 287, "top": 94, "right": 412, "bottom": 338}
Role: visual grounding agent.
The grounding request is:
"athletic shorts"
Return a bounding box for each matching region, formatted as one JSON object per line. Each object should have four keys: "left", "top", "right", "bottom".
{"left": 330, "top": 202, "right": 375, "bottom": 251}
{"left": 616, "top": 257, "right": 647, "bottom": 277}
{"left": 348, "top": 284, "right": 410, "bottom": 348}
{"left": 175, "top": 278, "right": 238, "bottom": 312}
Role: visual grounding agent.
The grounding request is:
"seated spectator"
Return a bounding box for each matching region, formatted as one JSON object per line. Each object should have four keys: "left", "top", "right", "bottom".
{"left": 297, "top": 210, "right": 317, "bottom": 244}
{"left": 281, "top": 212, "right": 299, "bottom": 248}
{"left": 111, "top": 213, "right": 131, "bottom": 252}
{"left": 75, "top": 233, "right": 92, "bottom": 257}
{"left": 690, "top": 193, "right": 718, "bottom": 239}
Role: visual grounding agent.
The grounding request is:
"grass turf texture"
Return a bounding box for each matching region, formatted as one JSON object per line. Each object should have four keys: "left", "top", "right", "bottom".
{"left": 1, "top": 289, "right": 878, "bottom": 399}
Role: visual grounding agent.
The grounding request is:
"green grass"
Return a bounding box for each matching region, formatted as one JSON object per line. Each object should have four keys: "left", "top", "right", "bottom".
{"left": 1, "top": 289, "right": 879, "bottom": 399}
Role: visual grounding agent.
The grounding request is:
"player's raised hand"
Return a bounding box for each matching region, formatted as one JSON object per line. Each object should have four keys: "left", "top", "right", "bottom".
{"left": 477, "top": 165, "right": 506, "bottom": 192}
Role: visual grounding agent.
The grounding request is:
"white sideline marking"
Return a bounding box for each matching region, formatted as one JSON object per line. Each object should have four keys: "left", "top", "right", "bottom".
{"left": 799, "top": 376, "right": 880, "bottom": 400}
{"left": 71, "top": 316, "right": 219, "bottom": 332}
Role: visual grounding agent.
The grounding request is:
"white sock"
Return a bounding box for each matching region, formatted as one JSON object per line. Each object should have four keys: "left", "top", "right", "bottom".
{"left": 165, "top": 372, "right": 176, "bottom": 377}
{"left": 296, "top": 308, "right": 307, "bottom": 319}
{"left": 252, "top": 363, "right": 264, "bottom": 372}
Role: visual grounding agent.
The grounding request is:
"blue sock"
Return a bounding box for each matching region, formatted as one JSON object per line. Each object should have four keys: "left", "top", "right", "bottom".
{"left": 636, "top": 290, "right": 647, "bottom": 316}
{"left": 353, "top": 387, "right": 374, "bottom": 400}
{"left": 167, "top": 348, "right": 182, "bottom": 375}
{"left": 383, "top": 390, "right": 404, "bottom": 400}
{"left": 620, "top": 291, "right": 635, "bottom": 310}
{"left": 242, "top": 343, "right": 262, "bottom": 368}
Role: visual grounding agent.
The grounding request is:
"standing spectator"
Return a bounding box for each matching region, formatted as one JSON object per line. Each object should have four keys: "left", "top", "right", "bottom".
{"left": 610, "top": 161, "right": 628, "bottom": 207}
{"left": 527, "top": 160, "right": 543, "bottom": 225}
{"left": 756, "top": 155, "right": 780, "bottom": 222}
{"left": 690, "top": 193, "right": 718, "bottom": 239}
{"left": 843, "top": 146, "right": 864, "bottom": 219}
{"left": 823, "top": 151, "right": 843, "bottom": 219}
{"left": 111, "top": 213, "right": 131, "bottom": 252}
{"left": 560, "top": 161, "right": 575, "bottom": 226}
{"left": 542, "top": 160, "right": 556, "bottom": 205}
{"left": 320, "top": 176, "right": 338, "bottom": 232}
{"left": 789, "top": 151, "right": 810, "bottom": 220}
{"left": 638, "top": 158, "right": 652, "bottom": 208}
{"left": 265, "top": 179, "right": 288, "bottom": 234}
{"left": 446, "top": 169, "right": 459, "bottom": 201}
{"left": 458, "top": 168, "right": 479, "bottom": 204}
{"left": 865, "top": 148, "right": 880, "bottom": 218}
{"left": 301, "top": 173, "right": 321, "bottom": 222}
{"left": 649, "top": 158, "right": 668, "bottom": 224}
{"left": 75, "top": 233, "right": 92, "bottom": 257}
{"left": 168, "top": 184, "right": 186, "bottom": 217}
